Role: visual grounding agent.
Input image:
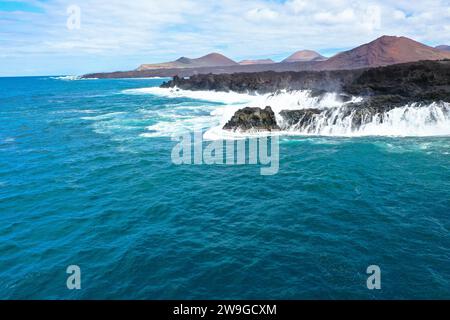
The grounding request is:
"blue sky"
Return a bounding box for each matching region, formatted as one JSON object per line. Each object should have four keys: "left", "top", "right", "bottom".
{"left": 0, "top": 1, "right": 43, "bottom": 12}
{"left": 1, "top": 0, "right": 450, "bottom": 76}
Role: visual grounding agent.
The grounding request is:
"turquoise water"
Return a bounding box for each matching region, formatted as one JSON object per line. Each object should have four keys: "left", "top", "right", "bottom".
{"left": 0, "top": 76, "right": 449, "bottom": 299}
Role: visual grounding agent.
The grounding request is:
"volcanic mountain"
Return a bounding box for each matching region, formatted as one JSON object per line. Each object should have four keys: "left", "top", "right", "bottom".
{"left": 137, "top": 53, "right": 238, "bottom": 71}
{"left": 436, "top": 45, "right": 450, "bottom": 52}
{"left": 83, "top": 35, "right": 450, "bottom": 79}
{"left": 318, "top": 36, "right": 450, "bottom": 70}
{"left": 282, "top": 50, "right": 327, "bottom": 63}
{"left": 239, "top": 59, "right": 275, "bottom": 65}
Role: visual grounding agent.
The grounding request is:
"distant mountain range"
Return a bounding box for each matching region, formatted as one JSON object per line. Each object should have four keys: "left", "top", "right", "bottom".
{"left": 137, "top": 53, "right": 238, "bottom": 71}
{"left": 138, "top": 50, "right": 325, "bottom": 71}
{"left": 83, "top": 35, "right": 450, "bottom": 79}
{"left": 436, "top": 45, "right": 450, "bottom": 52}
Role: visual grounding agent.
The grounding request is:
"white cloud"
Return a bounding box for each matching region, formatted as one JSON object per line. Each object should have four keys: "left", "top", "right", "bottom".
{"left": 393, "top": 10, "right": 406, "bottom": 20}
{"left": 2, "top": 0, "right": 450, "bottom": 75}
{"left": 246, "top": 8, "right": 279, "bottom": 21}
{"left": 314, "top": 8, "right": 355, "bottom": 24}
{"left": 361, "top": 5, "right": 382, "bottom": 32}
{"left": 286, "top": 0, "right": 307, "bottom": 14}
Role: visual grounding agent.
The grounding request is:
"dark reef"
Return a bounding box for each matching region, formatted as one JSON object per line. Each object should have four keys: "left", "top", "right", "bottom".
{"left": 223, "top": 107, "right": 280, "bottom": 132}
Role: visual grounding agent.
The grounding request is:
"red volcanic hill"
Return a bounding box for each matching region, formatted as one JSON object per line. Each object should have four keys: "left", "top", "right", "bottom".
{"left": 137, "top": 53, "right": 238, "bottom": 71}
{"left": 282, "top": 50, "right": 326, "bottom": 63}
{"left": 83, "top": 36, "right": 450, "bottom": 79}
{"left": 318, "top": 36, "right": 450, "bottom": 70}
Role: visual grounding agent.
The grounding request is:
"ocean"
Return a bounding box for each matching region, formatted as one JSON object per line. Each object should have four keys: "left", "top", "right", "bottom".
{"left": 0, "top": 76, "right": 449, "bottom": 299}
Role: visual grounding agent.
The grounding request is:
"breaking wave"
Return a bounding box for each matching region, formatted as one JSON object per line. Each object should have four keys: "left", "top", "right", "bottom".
{"left": 279, "top": 102, "right": 450, "bottom": 137}
{"left": 51, "top": 75, "right": 98, "bottom": 81}
{"left": 123, "top": 87, "right": 450, "bottom": 139}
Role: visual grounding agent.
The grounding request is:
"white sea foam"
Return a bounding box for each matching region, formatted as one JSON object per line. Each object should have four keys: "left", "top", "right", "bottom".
{"left": 122, "top": 87, "right": 259, "bottom": 104}
{"left": 51, "top": 75, "right": 99, "bottom": 81}
{"left": 278, "top": 102, "right": 450, "bottom": 137}
{"left": 81, "top": 112, "right": 127, "bottom": 121}
{"left": 122, "top": 86, "right": 450, "bottom": 139}
{"left": 51, "top": 75, "right": 80, "bottom": 81}
{"left": 1, "top": 137, "right": 16, "bottom": 144}
{"left": 51, "top": 109, "right": 98, "bottom": 115}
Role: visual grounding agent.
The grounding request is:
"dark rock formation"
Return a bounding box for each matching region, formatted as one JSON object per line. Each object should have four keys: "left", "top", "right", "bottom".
{"left": 279, "top": 100, "right": 450, "bottom": 133}
{"left": 279, "top": 104, "right": 392, "bottom": 132}
{"left": 161, "top": 69, "right": 361, "bottom": 94}
{"left": 279, "top": 109, "right": 323, "bottom": 131}
{"left": 223, "top": 107, "right": 280, "bottom": 132}
{"left": 160, "top": 60, "right": 450, "bottom": 133}
{"left": 343, "top": 61, "right": 450, "bottom": 103}
{"left": 163, "top": 60, "right": 450, "bottom": 110}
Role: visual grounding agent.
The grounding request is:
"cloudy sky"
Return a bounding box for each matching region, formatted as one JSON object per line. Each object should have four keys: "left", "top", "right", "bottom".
{"left": 1, "top": 0, "right": 450, "bottom": 76}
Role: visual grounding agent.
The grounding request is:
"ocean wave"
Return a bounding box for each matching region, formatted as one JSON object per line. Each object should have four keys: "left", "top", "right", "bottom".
{"left": 205, "top": 103, "right": 450, "bottom": 140}
{"left": 51, "top": 75, "right": 98, "bottom": 81}
{"left": 51, "top": 109, "right": 98, "bottom": 115}
{"left": 122, "top": 87, "right": 258, "bottom": 104}
{"left": 121, "top": 87, "right": 450, "bottom": 139}
{"left": 278, "top": 102, "right": 450, "bottom": 137}
{"left": 1, "top": 137, "right": 16, "bottom": 143}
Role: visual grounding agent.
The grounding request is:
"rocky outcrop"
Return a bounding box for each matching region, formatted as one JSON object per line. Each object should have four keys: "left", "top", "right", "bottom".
{"left": 163, "top": 60, "right": 450, "bottom": 133}
{"left": 161, "top": 69, "right": 360, "bottom": 94}
{"left": 279, "top": 103, "right": 396, "bottom": 132}
{"left": 163, "top": 60, "right": 450, "bottom": 107}
{"left": 279, "top": 100, "right": 450, "bottom": 133}
{"left": 225, "top": 95, "right": 450, "bottom": 133}
{"left": 223, "top": 107, "right": 280, "bottom": 132}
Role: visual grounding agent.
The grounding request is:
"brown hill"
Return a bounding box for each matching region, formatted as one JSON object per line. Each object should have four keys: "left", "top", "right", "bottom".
{"left": 318, "top": 36, "right": 450, "bottom": 70}
{"left": 239, "top": 59, "right": 275, "bottom": 65}
{"left": 137, "top": 53, "right": 238, "bottom": 71}
{"left": 83, "top": 36, "right": 450, "bottom": 79}
{"left": 283, "top": 50, "right": 326, "bottom": 63}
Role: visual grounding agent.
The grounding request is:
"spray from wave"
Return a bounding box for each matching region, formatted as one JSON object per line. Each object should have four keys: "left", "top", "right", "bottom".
{"left": 279, "top": 102, "right": 450, "bottom": 137}
{"left": 122, "top": 87, "right": 450, "bottom": 139}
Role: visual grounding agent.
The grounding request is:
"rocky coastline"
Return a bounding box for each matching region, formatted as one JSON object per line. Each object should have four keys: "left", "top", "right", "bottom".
{"left": 161, "top": 60, "right": 450, "bottom": 132}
